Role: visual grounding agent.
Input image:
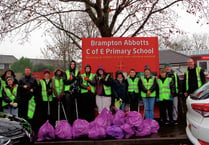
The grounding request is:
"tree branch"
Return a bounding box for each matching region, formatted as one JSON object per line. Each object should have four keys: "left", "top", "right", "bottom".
{"left": 131, "top": 0, "right": 159, "bottom": 37}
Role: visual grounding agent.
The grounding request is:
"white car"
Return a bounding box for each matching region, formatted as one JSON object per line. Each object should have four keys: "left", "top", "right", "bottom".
{"left": 186, "top": 82, "right": 209, "bottom": 145}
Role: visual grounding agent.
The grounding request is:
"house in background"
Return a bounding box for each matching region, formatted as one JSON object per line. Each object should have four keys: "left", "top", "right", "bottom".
{"left": 0, "top": 55, "right": 18, "bottom": 72}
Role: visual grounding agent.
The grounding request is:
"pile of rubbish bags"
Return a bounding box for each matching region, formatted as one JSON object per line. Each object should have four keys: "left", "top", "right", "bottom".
{"left": 37, "top": 108, "right": 159, "bottom": 141}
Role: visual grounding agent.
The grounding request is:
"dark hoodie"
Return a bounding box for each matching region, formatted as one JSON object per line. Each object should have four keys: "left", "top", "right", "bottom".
{"left": 112, "top": 71, "right": 128, "bottom": 101}
{"left": 1, "top": 69, "right": 18, "bottom": 85}
{"left": 93, "top": 66, "right": 112, "bottom": 96}
{"left": 63, "top": 60, "right": 80, "bottom": 87}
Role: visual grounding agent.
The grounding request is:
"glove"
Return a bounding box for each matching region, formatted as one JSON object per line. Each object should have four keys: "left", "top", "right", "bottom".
{"left": 84, "top": 77, "right": 89, "bottom": 81}
{"left": 69, "top": 75, "right": 72, "bottom": 80}
{"left": 87, "top": 86, "right": 91, "bottom": 91}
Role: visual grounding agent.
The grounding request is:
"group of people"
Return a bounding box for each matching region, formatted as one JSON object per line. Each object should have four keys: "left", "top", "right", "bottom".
{"left": 0, "top": 58, "right": 206, "bottom": 132}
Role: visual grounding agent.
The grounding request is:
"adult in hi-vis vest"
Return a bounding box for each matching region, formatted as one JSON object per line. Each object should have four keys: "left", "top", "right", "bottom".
{"left": 127, "top": 69, "right": 140, "bottom": 111}
{"left": 157, "top": 69, "right": 175, "bottom": 125}
{"left": 139, "top": 66, "right": 157, "bottom": 119}
{"left": 79, "top": 64, "right": 96, "bottom": 122}
{"left": 17, "top": 68, "right": 38, "bottom": 130}
{"left": 63, "top": 60, "right": 80, "bottom": 124}
{"left": 93, "top": 66, "right": 112, "bottom": 114}
{"left": 183, "top": 58, "right": 206, "bottom": 97}
{"left": 2, "top": 76, "right": 18, "bottom": 116}
{"left": 38, "top": 69, "right": 57, "bottom": 126}
{"left": 164, "top": 63, "right": 180, "bottom": 125}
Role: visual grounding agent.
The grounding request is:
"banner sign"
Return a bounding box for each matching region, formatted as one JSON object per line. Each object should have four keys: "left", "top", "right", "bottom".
{"left": 82, "top": 37, "right": 159, "bottom": 73}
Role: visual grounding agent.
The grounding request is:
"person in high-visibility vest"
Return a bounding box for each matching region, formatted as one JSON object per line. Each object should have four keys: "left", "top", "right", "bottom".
{"left": 52, "top": 69, "right": 64, "bottom": 122}
{"left": 1, "top": 69, "right": 18, "bottom": 88}
{"left": 112, "top": 70, "right": 128, "bottom": 111}
{"left": 63, "top": 60, "right": 80, "bottom": 124}
{"left": 2, "top": 76, "right": 18, "bottom": 116}
{"left": 0, "top": 77, "right": 3, "bottom": 112}
{"left": 17, "top": 68, "right": 38, "bottom": 132}
{"left": 38, "top": 69, "right": 57, "bottom": 126}
{"left": 127, "top": 69, "right": 140, "bottom": 111}
{"left": 164, "top": 63, "right": 180, "bottom": 125}
{"left": 183, "top": 58, "right": 206, "bottom": 97}
{"left": 139, "top": 66, "right": 157, "bottom": 119}
{"left": 79, "top": 64, "right": 96, "bottom": 122}
{"left": 93, "top": 66, "right": 112, "bottom": 114}
{"left": 157, "top": 69, "right": 175, "bottom": 125}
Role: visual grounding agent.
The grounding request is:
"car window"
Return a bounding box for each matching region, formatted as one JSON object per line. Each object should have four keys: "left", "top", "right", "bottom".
{"left": 193, "top": 82, "right": 209, "bottom": 99}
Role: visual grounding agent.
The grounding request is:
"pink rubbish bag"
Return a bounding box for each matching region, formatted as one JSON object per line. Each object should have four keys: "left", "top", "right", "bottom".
{"left": 95, "top": 108, "right": 113, "bottom": 128}
{"left": 126, "top": 111, "right": 143, "bottom": 128}
{"left": 106, "top": 125, "right": 124, "bottom": 139}
{"left": 37, "top": 120, "right": 55, "bottom": 141}
{"left": 55, "top": 120, "right": 72, "bottom": 140}
{"left": 120, "top": 123, "right": 135, "bottom": 139}
{"left": 143, "top": 118, "right": 160, "bottom": 134}
{"left": 72, "top": 119, "right": 89, "bottom": 139}
{"left": 88, "top": 125, "right": 106, "bottom": 139}
{"left": 113, "top": 109, "right": 125, "bottom": 126}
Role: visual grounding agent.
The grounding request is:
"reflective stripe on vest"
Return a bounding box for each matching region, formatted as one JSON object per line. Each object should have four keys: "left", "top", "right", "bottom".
{"left": 27, "top": 96, "right": 36, "bottom": 119}
{"left": 40, "top": 79, "right": 53, "bottom": 102}
{"left": 186, "top": 67, "right": 202, "bottom": 92}
{"left": 127, "top": 77, "right": 139, "bottom": 93}
{"left": 173, "top": 72, "right": 179, "bottom": 93}
{"left": 53, "top": 77, "right": 64, "bottom": 96}
{"left": 2, "top": 85, "right": 18, "bottom": 107}
{"left": 64, "top": 70, "right": 79, "bottom": 91}
{"left": 157, "top": 78, "right": 172, "bottom": 101}
{"left": 140, "top": 76, "right": 156, "bottom": 98}
{"left": 81, "top": 73, "right": 95, "bottom": 94}
{"left": 103, "top": 74, "right": 111, "bottom": 96}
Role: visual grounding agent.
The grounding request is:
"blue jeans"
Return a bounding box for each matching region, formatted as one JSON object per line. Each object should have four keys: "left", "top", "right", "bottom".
{"left": 3, "top": 108, "right": 18, "bottom": 116}
{"left": 120, "top": 102, "right": 126, "bottom": 111}
{"left": 142, "top": 98, "right": 155, "bottom": 119}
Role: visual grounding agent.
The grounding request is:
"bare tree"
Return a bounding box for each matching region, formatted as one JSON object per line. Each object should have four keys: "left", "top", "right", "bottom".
{"left": 0, "top": 0, "right": 207, "bottom": 49}
{"left": 161, "top": 33, "right": 209, "bottom": 51}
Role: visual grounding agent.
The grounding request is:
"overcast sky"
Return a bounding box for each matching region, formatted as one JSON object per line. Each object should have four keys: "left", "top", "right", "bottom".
{"left": 0, "top": 9, "right": 209, "bottom": 59}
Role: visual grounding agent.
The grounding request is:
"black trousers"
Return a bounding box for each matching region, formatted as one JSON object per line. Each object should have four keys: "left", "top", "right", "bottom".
{"left": 77, "top": 92, "right": 95, "bottom": 122}
{"left": 63, "top": 92, "right": 77, "bottom": 124}
{"left": 128, "top": 92, "right": 139, "bottom": 111}
{"left": 160, "top": 100, "right": 173, "bottom": 122}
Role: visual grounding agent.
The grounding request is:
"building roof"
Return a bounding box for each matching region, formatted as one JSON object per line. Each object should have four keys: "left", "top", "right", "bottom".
{"left": 159, "top": 49, "right": 190, "bottom": 65}
{"left": 0, "top": 55, "right": 18, "bottom": 64}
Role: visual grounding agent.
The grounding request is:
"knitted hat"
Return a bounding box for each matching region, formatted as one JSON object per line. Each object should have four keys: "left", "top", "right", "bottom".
{"left": 43, "top": 69, "right": 50, "bottom": 74}
{"left": 164, "top": 63, "right": 171, "bottom": 67}
{"left": 144, "top": 65, "right": 151, "bottom": 72}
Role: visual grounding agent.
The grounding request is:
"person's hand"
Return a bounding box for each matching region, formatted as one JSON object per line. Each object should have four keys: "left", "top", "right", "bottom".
{"left": 184, "top": 92, "right": 188, "bottom": 97}
{"left": 147, "top": 90, "right": 151, "bottom": 96}
{"left": 13, "top": 103, "right": 18, "bottom": 107}
{"left": 84, "top": 77, "right": 89, "bottom": 81}
{"left": 23, "top": 85, "right": 28, "bottom": 89}
{"left": 10, "top": 102, "right": 13, "bottom": 106}
{"left": 87, "top": 86, "right": 91, "bottom": 91}
{"left": 30, "top": 89, "right": 33, "bottom": 92}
